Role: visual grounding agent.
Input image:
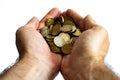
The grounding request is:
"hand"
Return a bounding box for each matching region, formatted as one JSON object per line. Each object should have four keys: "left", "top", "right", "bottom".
{"left": 16, "top": 8, "right": 62, "bottom": 80}
{"left": 61, "top": 9, "right": 110, "bottom": 80}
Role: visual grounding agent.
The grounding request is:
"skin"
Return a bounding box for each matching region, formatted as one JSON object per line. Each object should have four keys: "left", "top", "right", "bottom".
{"left": 0, "top": 8, "right": 62, "bottom": 80}
{"left": 0, "top": 8, "right": 120, "bottom": 80}
{"left": 61, "top": 9, "right": 120, "bottom": 80}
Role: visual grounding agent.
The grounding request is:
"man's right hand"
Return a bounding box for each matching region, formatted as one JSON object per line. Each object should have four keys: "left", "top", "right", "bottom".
{"left": 61, "top": 9, "right": 110, "bottom": 80}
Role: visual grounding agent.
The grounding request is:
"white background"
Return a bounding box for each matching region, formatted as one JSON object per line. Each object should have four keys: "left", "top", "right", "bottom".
{"left": 0, "top": 0, "right": 120, "bottom": 79}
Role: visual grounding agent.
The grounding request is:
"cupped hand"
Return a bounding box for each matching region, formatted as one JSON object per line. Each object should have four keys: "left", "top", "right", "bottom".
{"left": 61, "top": 9, "right": 110, "bottom": 80}
{"left": 16, "top": 8, "right": 62, "bottom": 79}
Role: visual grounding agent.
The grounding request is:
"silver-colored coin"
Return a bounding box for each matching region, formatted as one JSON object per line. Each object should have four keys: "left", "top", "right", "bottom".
{"left": 41, "top": 26, "right": 50, "bottom": 37}
{"left": 54, "top": 36, "right": 65, "bottom": 47}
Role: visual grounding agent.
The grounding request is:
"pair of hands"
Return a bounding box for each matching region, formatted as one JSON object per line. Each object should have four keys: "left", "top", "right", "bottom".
{"left": 16, "top": 8, "right": 109, "bottom": 79}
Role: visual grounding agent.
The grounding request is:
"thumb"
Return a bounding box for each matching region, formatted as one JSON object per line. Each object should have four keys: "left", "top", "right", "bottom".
{"left": 25, "top": 17, "right": 39, "bottom": 29}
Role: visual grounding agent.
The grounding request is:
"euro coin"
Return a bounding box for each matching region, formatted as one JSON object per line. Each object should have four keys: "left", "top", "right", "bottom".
{"left": 73, "top": 28, "right": 81, "bottom": 36}
{"left": 46, "top": 18, "right": 54, "bottom": 26}
{"left": 61, "top": 43, "right": 73, "bottom": 54}
{"left": 40, "top": 15, "right": 82, "bottom": 55}
{"left": 48, "top": 41, "right": 61, "bottom": 53}
{"left": 54, "top": 36, "right": 65, "bottom": 47}
{"left": 58, "top": 33, "right": 70, "bottom": 43}
{"left": 51, "top": 22, "right": 61, "bottom": 35}
{"left": 40, "top": 26, "right": 50, "bottom": 37}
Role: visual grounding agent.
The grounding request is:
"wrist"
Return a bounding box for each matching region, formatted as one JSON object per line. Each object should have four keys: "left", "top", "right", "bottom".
{"left": 18, "top": 53, "right": 52, "bottom": 80}
{"left": 67, "top": 57, "right": 118, "bottom": 80}
{"left": 63, "top": 57, "right": 104, "bottom": 80}
{"left": 19, "top": 53, "right": 59, "bottom": 80}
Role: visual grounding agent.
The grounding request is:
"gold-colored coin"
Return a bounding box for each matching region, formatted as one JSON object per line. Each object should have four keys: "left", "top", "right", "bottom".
{"left": 64, "top": 20, "right": 75, "bottom": 25}
{"left": 61, "top": 16, "right": 64, "bottom": 23}
{"left": 46, "top": 18, "right": 54, "bottom": 26}
{"left": 73, "top": 28, "right": 81, "bottom": 36}
{"left": 46, "top": 35, "right": 55, "bottom": 42}
{"left": 71, "top": 25, "right": 77, "bottom": 33}
{"left": 49, "top": 25, "right": 53, "bottom": 33}
{"left": 58, "top": 33, "right": 70, "bottom": 44}
{"left": 61, "top": 43, "right": 73, "bottom": 54}
{"left": 61, "top": 24, "right": 73, "bottom": 32}
{"left": 63, "top": 16, "right": 73, "bottom": 22}
{"left": 40, "top": 15, "right": 82, "bottom": 55}
{"left": 61, "top": 20, "right": 76, "bottom": 33}
{"left": 51, "top": 22, "right": 61, "bottom": 36}
{"left": 48, "top": 41, "right": 61, "bottom": 53}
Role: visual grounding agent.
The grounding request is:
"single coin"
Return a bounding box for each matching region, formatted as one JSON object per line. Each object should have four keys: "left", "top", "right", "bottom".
{"left": 49, "top": 25, "right": 53, "bottom": 34}
{"left": 71, "top": 25, "right": 77, "bottom": 33}
{"left": 54, "top": 36, "right": 65, "bottom": 47}
{"left": 63, "top": 20, "right": 75, "bottom": 25}
{"left": 61, "top": 24, "right": 73, "bottom": 32}
{"left": 40, "top": 26, "right": 50, "bottom": 37}
{"left": 46, "top": 35, "right": 55, "bottom": 41}
{"left": 71, "top": 37, "right": 78, "bottom": 44}
{"left": 48, "top": 41, "right": 61, "bottom": 53}
{"left": 73, "top": 28, "right": 81, "bottom": 36}
{"left": 51, "top": 22, "right": 61, "bottom": 36}
{"left": 64, "top": 16, "right": 73, "bottom": 22}
{"left": 61, "top": 16, "right": 64, "bottom": 23}
{"left": 58, "top": 33, "right": 70, "bottom": 43}
{"left": 61, "top": 43, "right": 72, "bottom": 54}
{"left": 46, "top": 18, "right": 54, "bottom": 26}
{"left": 62, "top": 20, "right": 77, "bottom": 33}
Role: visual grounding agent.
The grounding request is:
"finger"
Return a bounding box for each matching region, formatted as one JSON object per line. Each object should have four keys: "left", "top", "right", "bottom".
{"left": 83, "top": 15, "right": 98, "bottom": 31}
{"left": 62, "top": 11, "right": 67, "bottom": 16}
{"left": 25, "top": 16, "right": 39, "bottom": 29}
{"left": 66, "top": 9, "right": 84, "bottom": 31}
{"left": 72, "top": 26, "right": 109, "bottom": 58}
{"left": 39, "top": 8, "right": 61, "bottom": 29}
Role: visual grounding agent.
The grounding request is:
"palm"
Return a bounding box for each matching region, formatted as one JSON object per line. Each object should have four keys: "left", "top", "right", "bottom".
{"left": 16, "top": 7, "right": 62, "bottom": 79}
{"left": 61, "top": 26, "right": 109, "bottom": 79}
{"left": 61, "top": 9, "right": 110, "bottom": 79}
{"left": 16, "top": 26, "right": 62, "bottom": 75}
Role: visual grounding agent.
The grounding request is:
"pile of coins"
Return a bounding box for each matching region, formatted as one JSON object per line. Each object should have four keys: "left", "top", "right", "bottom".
{"left": 40, "top": 16, "right": 81, "bottom": 54}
